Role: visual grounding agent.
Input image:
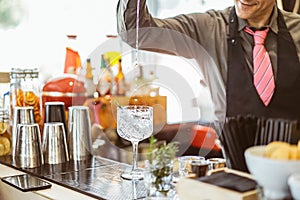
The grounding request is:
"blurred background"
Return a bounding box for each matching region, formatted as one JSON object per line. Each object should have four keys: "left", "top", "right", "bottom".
{"left": 0, "top": 0, "right": 232, "bottom": 124}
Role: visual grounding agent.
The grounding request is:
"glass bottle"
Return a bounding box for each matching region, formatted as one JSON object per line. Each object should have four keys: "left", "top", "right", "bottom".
{"left": 9, "top": 68, "right": 42, "bottom": 127}
{"left": 64, "top": 35, "right": 82, "bottom": 74}
{"left": 84, "top": 58, "right": 96, "bottom": 98}
{"left": 0, "top": 108, "right": 11, "bottom": 156}
{"left": 96, "top": 55, "right": 114, "bottom": 97}
{"left": 115, "top": 59, "right": 126, "bottom": 96}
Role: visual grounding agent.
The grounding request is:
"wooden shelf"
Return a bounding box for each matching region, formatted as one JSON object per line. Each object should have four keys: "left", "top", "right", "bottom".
{"left": 0, "top": 72, "right": 9, "bottom": 83}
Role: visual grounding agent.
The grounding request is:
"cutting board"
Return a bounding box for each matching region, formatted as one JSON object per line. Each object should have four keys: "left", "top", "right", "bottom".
{"left": 176, "top": 168, "right": 258, "bottom": 200}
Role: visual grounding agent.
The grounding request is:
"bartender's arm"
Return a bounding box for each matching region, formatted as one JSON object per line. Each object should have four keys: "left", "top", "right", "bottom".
{"left": 116, "top": 0, "right": 228, "bottom": 121}
{"left": 116, "top": 0, "right": 228, "bottom": 60}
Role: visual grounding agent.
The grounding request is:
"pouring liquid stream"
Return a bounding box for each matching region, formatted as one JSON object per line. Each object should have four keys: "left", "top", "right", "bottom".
{"left": 134, "top": 0, "right": 141, "bottom": 68}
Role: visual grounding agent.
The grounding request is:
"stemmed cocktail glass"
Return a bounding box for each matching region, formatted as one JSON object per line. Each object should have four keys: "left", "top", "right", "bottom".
{"left": 117, "top": 105, "right": 153, "bottom": 180}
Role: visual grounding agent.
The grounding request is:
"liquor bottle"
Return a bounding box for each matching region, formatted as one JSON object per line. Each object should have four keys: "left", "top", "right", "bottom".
{"left": 115, "top": 59, "right": 126, "bottom": 96}
{"left": 85, "top": 58, "right": 96, "bottom": 98}
{"left": 64, "top": 35, "right": 82, "bottom": 74}
{"left": 86, "top": 58, "right": 93, "bottom": 79}
{"left": 96, "top": 55, "right": 114, "bottom": 97}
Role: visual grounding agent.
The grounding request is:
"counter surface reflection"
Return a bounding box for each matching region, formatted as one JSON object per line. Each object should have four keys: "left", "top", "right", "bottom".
{"left": 0, "top": 122, "right": 209, "bottom": 199}
{"left": 0, "top": 155, "right": 147, "bottom": 200}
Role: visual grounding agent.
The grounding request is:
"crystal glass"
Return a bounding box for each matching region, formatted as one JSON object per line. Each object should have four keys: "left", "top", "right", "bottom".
{"left": 117, "top": 105, "right": 153, "bottom": 180}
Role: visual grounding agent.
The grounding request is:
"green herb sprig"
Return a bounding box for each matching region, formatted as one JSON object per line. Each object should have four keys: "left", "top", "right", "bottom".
{"left": 147, "top": 137, "right": 179, "bottom": 196}
{"left": 151, "top": 141, "right": 179, "bottom": 166}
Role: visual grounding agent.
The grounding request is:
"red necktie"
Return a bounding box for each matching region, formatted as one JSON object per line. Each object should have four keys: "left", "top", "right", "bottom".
{"left": 244, "top": 27, "right": 275, "bottom": 106}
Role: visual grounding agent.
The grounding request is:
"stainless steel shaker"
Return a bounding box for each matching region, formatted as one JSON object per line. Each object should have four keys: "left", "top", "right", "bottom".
{"left": 14, "top": 123, "right": 43, "bottom": 168}
{"left": 42, "top": 122, "right": 69, "bottom": 164}
{"left": 12, "top": 106, "right": 35, "bottom": 158}
{"left": 68, "top": 106, "right": 92, "bottom": 160}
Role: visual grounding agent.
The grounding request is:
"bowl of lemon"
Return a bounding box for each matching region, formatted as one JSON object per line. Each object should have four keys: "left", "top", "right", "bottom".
{"left": 244, "top": 141, "right": 300, "bottom": 199}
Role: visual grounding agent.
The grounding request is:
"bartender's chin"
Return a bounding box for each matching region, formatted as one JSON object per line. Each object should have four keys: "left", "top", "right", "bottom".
{"left": 236, "top": 12, "right": 251, "bottom": 20}
{"left": 235, "top": 7, "right": 253, "bottom": 20}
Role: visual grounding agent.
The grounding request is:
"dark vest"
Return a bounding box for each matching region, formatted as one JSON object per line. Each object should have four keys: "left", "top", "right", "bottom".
{"left": 227, "top": 7, "right": 300, "bottom": 121}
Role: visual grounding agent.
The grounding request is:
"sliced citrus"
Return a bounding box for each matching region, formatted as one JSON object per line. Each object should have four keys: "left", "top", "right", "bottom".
{"left": 0, "top": 122, "right": 7, "bottom": 134}
{"left": 0, "top": 136, "right": 10, "bottom": 155}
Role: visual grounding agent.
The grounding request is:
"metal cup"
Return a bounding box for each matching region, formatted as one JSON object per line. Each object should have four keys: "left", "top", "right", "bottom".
{"left": 42, "top": 122, "right": 69, "bottom": 164}
{"left": 14, "top": 123, "right": 43, "bottom": 168}
{"left": 68, "top": 106, "right": 92, "bottom": 160}
{"left": 12, "top": 106, "right": 35, "bottom": 158}
{"left": 44, "top": 102, "right": 68, "bottom": 137}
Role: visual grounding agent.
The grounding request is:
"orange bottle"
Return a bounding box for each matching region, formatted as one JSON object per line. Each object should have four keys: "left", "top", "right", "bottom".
{"left": 115, "top": 59, "right": 126, "bottom": 96}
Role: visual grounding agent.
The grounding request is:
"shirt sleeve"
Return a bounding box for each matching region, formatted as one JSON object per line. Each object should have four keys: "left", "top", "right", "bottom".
{"left": 117, "top": 0, "right": 229, "bottom": 60}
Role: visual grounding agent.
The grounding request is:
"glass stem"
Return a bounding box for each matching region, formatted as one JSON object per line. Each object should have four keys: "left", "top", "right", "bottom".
{"left": 132, "top": 180, "right": 138, "bottom": 199}
{"left": 132, "top": 141, "right": 139, "bottom": 171}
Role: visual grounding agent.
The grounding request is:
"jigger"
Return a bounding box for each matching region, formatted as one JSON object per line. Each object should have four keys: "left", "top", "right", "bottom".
{"left": 68, "top": 106, "right": 92, "bottom": 160}
{"left": 12, "top": 106, "right": 35, "bottom": 158}
{"left": 14, "top": 123, "right": 43, "bottom": 168}
{"left": 42, "top": 122, "right": 69, "bottom": 164}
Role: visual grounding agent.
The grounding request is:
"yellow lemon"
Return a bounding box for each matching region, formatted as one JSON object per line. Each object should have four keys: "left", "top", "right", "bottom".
{"left": 0, "top": 122, "right": 8, "bottom": 134}
{"left": 0, "top": 136, "right": 10, "bottom": 155}
{"left": 265, "top": 141, "right": 290, "bottom": 158}
{"left": 0, "top": 143, "right": 5, "bottom": 156}
{"left": 289, "top": 146, "right": 299, "bottom": 160}
{"left": 269, "top": 146, "right": 290, "bottom": 160}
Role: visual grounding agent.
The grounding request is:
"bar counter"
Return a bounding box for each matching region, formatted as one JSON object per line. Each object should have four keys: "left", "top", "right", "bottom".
{"left": 0, "top": 155, "right": 147, "bottom": 200}
{"left": 0, "top": 155, "right": 260, "bottom": 200}
{"left": 0, "top": 122, "right": 192, "bottom": 200}
{"left": 0, "top": 122, "right": 223, "bottom": 199}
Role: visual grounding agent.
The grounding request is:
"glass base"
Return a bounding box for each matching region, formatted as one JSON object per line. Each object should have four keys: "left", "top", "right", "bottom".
{"left": 121, "top": 169, "right": 144, "bottom": 180}
{"left": 147, "top": 188, "right": 177, "bottom": 200}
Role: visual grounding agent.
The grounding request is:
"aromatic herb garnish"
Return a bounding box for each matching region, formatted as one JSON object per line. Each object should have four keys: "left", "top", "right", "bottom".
{"left": 151, "top": 141, "right": 179, "bottom": 166}
{"left": 147, "top": 136, "right": 179, "bottom": 196}
{"left": 148, "top": 135, "right": 157, "bottom": 163}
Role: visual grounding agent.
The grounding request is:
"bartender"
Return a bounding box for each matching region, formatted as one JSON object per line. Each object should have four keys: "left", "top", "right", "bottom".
{"left": 116, "top": 0, "right": 300, "bottom": 122}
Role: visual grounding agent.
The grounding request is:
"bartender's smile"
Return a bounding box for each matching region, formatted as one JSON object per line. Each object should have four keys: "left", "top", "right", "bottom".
{"left": 238, "top": 0, "right": 258, "bottom": 8}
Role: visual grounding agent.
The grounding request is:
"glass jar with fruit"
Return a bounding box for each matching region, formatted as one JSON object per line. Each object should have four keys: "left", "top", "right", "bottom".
{"left": 9, "top": 68, "right": 42, "bottom": 127}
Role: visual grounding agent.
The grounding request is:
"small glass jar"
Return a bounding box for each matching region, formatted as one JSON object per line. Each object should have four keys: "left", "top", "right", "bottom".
{"left": 0, "top": 109, "right": 11, "bottom": 156}
{"left": 9, "top": 68, "right": 42, "bottom": 126}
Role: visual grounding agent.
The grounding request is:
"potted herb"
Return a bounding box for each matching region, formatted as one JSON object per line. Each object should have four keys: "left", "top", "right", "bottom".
{"left": 144, "top": 136, "right": 179, "bottom": 198}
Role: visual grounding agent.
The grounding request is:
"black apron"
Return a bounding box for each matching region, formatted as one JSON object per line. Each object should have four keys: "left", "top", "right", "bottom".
{"left": 227, "top": 7, "right": 300, "bottom": 121}
{"left": 223, "top": 8, "right": 300, "bottom": 172}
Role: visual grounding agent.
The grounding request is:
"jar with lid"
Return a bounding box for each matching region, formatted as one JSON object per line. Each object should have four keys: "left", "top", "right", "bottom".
{"left": 9, "top": 68, "right": 42, "bottom": 127}
{"left": 0, "top": 109, "right": 11, "bottom": 156}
